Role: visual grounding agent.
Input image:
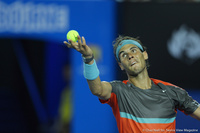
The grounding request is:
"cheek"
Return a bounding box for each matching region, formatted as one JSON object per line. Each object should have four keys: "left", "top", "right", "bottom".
{"left": 138, "top": 55, "right": 146, "bottom": 64}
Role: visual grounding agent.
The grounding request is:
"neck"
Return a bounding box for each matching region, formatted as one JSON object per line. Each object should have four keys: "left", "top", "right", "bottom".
{"left": 128, "top": 69, "right": 151, "bottom": 89}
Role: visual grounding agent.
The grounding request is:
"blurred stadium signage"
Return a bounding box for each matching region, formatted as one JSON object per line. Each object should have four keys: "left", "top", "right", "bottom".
{"left": 0, "top": 1, "right": 69, "bottom": 41}
{"left": 0, "top": 1, "right": 69, "bottom": 33}
{"left": 167, "top": 25, "right": 200, "bottom": 65}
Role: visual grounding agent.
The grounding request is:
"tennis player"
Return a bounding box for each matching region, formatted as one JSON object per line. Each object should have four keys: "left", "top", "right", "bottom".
{"left": 64, "top": 35, "right": 200, "bottom": 133}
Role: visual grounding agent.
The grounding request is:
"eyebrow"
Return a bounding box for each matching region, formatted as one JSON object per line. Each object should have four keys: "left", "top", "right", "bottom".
{"left": 118, "top": 46, "right": 137, "bottom": 57}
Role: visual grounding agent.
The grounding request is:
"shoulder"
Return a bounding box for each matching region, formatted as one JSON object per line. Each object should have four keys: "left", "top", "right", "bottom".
{"left": 110, "top": 80, "right": 128, "bottom": 85}
{"left": 151, "top": 78, "right": 178, "bottom": 87}
{"left": 151, "top": 78, "right": 187, "bottom": 97}
{"left": 110, "top": 80, "right": 129, "bottom": 93}
{"left": 151, "top": 78, "right": 183, "bottom": 90}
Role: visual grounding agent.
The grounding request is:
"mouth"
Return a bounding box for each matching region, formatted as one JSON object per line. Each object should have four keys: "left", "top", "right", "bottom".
{"left": 131, "top": 61, "right": 137, "bottom": 66}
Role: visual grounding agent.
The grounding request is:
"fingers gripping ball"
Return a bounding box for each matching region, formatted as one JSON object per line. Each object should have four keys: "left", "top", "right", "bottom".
{"left": 66, "top": 30, "right": 79, "bottom": 42}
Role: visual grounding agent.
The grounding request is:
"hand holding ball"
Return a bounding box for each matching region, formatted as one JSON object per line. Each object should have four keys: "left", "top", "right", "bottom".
{"left": 66, "top": 30, "right": 79, "bottom": 42}
{"left": 64, "top": 30, "right": 93, "bottom": 58}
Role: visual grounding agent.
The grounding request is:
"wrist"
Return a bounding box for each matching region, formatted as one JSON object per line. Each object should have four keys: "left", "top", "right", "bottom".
{"left": 82, "top": 54, "right": 93, "bottom": 58}
{"left": 83, "top": 59, "right": 99, "bottom": 80}
{"left": 82, "top": 54, "right": 94, "bottom": 64}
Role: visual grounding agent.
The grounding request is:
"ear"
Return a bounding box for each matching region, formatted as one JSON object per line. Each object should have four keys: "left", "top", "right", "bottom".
{"left": 118, "top": 62, "right": 125, "bottom": 71}
{"left": 143, "top": 51, "right": 148, "bottom": 60}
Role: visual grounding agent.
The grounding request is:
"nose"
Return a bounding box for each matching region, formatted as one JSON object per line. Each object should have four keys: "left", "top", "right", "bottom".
{"left": 128, "top": 53, "right": 134, "bottom": 60}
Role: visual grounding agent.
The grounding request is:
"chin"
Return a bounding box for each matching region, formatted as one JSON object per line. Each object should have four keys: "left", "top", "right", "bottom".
{"left": 127, "top": 70, "right": 139, "bottom": 77}
{"left": 129, "top": 67, "right": 146, "bottom": 76}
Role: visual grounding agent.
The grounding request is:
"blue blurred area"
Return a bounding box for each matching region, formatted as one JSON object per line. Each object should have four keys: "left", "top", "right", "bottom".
{"left": 0, "top": 0, "right": 200, "bottom": 133}
{"left": 44, "top": 41, "right": 69, "bottom": 119}
{"left": 0, "top": 0, "right": 118, "bottom": 133}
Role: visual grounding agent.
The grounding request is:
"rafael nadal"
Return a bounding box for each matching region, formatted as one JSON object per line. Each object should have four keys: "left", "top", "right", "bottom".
{"left": 64, "top": 35, "right": 200, "bottom": 133}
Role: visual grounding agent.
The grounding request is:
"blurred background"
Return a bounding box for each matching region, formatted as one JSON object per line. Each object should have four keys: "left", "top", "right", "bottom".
{"left": 0, "top": 0, "right": 200, "bottom": 133}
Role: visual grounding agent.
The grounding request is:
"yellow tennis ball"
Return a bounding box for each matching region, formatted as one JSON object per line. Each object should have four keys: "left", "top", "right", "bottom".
{"left": 66, "top": 30, "right": 79, "bottom": 42}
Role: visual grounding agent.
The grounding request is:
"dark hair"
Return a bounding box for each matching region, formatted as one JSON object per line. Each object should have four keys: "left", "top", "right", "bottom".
{"left": 112, "top": 35, "right": 150, "bottom": 69}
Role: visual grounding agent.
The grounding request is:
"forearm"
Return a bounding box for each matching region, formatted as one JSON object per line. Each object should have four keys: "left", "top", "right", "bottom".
{"left": 190, "top": 106, "right": 200, "bottom": 120}
{"left": 84, "top": 60, "right": 112, "bottom": 99}
{"left": 64, "top": 35, "right": 111, "bottom": 99}
{"left": 83, "top": 59, "right": 103, "bottom": 96}
{"left": 87, "top": 76, "right": 103, "bottom": 96}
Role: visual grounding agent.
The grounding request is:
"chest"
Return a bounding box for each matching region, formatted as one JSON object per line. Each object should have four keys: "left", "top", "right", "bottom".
{"left": 117, "top": 86, "right": 176, "bottom": 118}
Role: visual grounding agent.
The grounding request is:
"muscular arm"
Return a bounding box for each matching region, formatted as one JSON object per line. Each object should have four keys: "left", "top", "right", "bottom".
{"left": 87, "top": 77, "right": 112, "bottom": 100}
{"left": 86, "top": 60, "right": 112, "bottom": 100}
{"left": 190, "top": 106, "right": 200, "bottom": 120}
{"left": 64, "top": 35, "right": 112, "bottom": 100}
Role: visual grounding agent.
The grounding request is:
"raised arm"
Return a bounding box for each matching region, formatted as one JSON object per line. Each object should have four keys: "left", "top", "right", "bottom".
{"left": 190, "top": 106, "right": 200, "bottom": 121}
{"left": 64, "top": 35, "right": 112, "bottom": 100}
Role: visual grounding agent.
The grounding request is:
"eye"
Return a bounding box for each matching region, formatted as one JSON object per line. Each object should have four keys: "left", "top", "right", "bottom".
{"left": 122, "top": 53, "right": 127, "bottom": 58}
{"left": 131, "top": 49, "right": 136, "bottom": 53}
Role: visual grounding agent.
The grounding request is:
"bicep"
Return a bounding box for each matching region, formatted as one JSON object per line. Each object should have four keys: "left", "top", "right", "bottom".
{"left": 174, "top": 88, "right": 199, "bottom": 115}
{"left": 190, "top": 106, "right": 200, "bottom": 121}
{"left": 98, "top": 81, "right": 112, "bottom": 100}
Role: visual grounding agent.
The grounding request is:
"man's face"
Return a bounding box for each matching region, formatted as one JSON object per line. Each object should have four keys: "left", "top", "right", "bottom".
{"left": 118, "top": 44, "right": 148, "bottom": 76}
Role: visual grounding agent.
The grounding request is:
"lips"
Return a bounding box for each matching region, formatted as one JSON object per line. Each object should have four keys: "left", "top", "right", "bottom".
{"left": 131, "top": 61, "right": 137, "bottom": 66}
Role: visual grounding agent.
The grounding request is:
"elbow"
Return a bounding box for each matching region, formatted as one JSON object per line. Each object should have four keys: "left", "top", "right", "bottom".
{"left": 90, "top": 86, "right": 103, "bottom": 97}
{"left": 91, "top": 91, "right": 101, "bottom": 96}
